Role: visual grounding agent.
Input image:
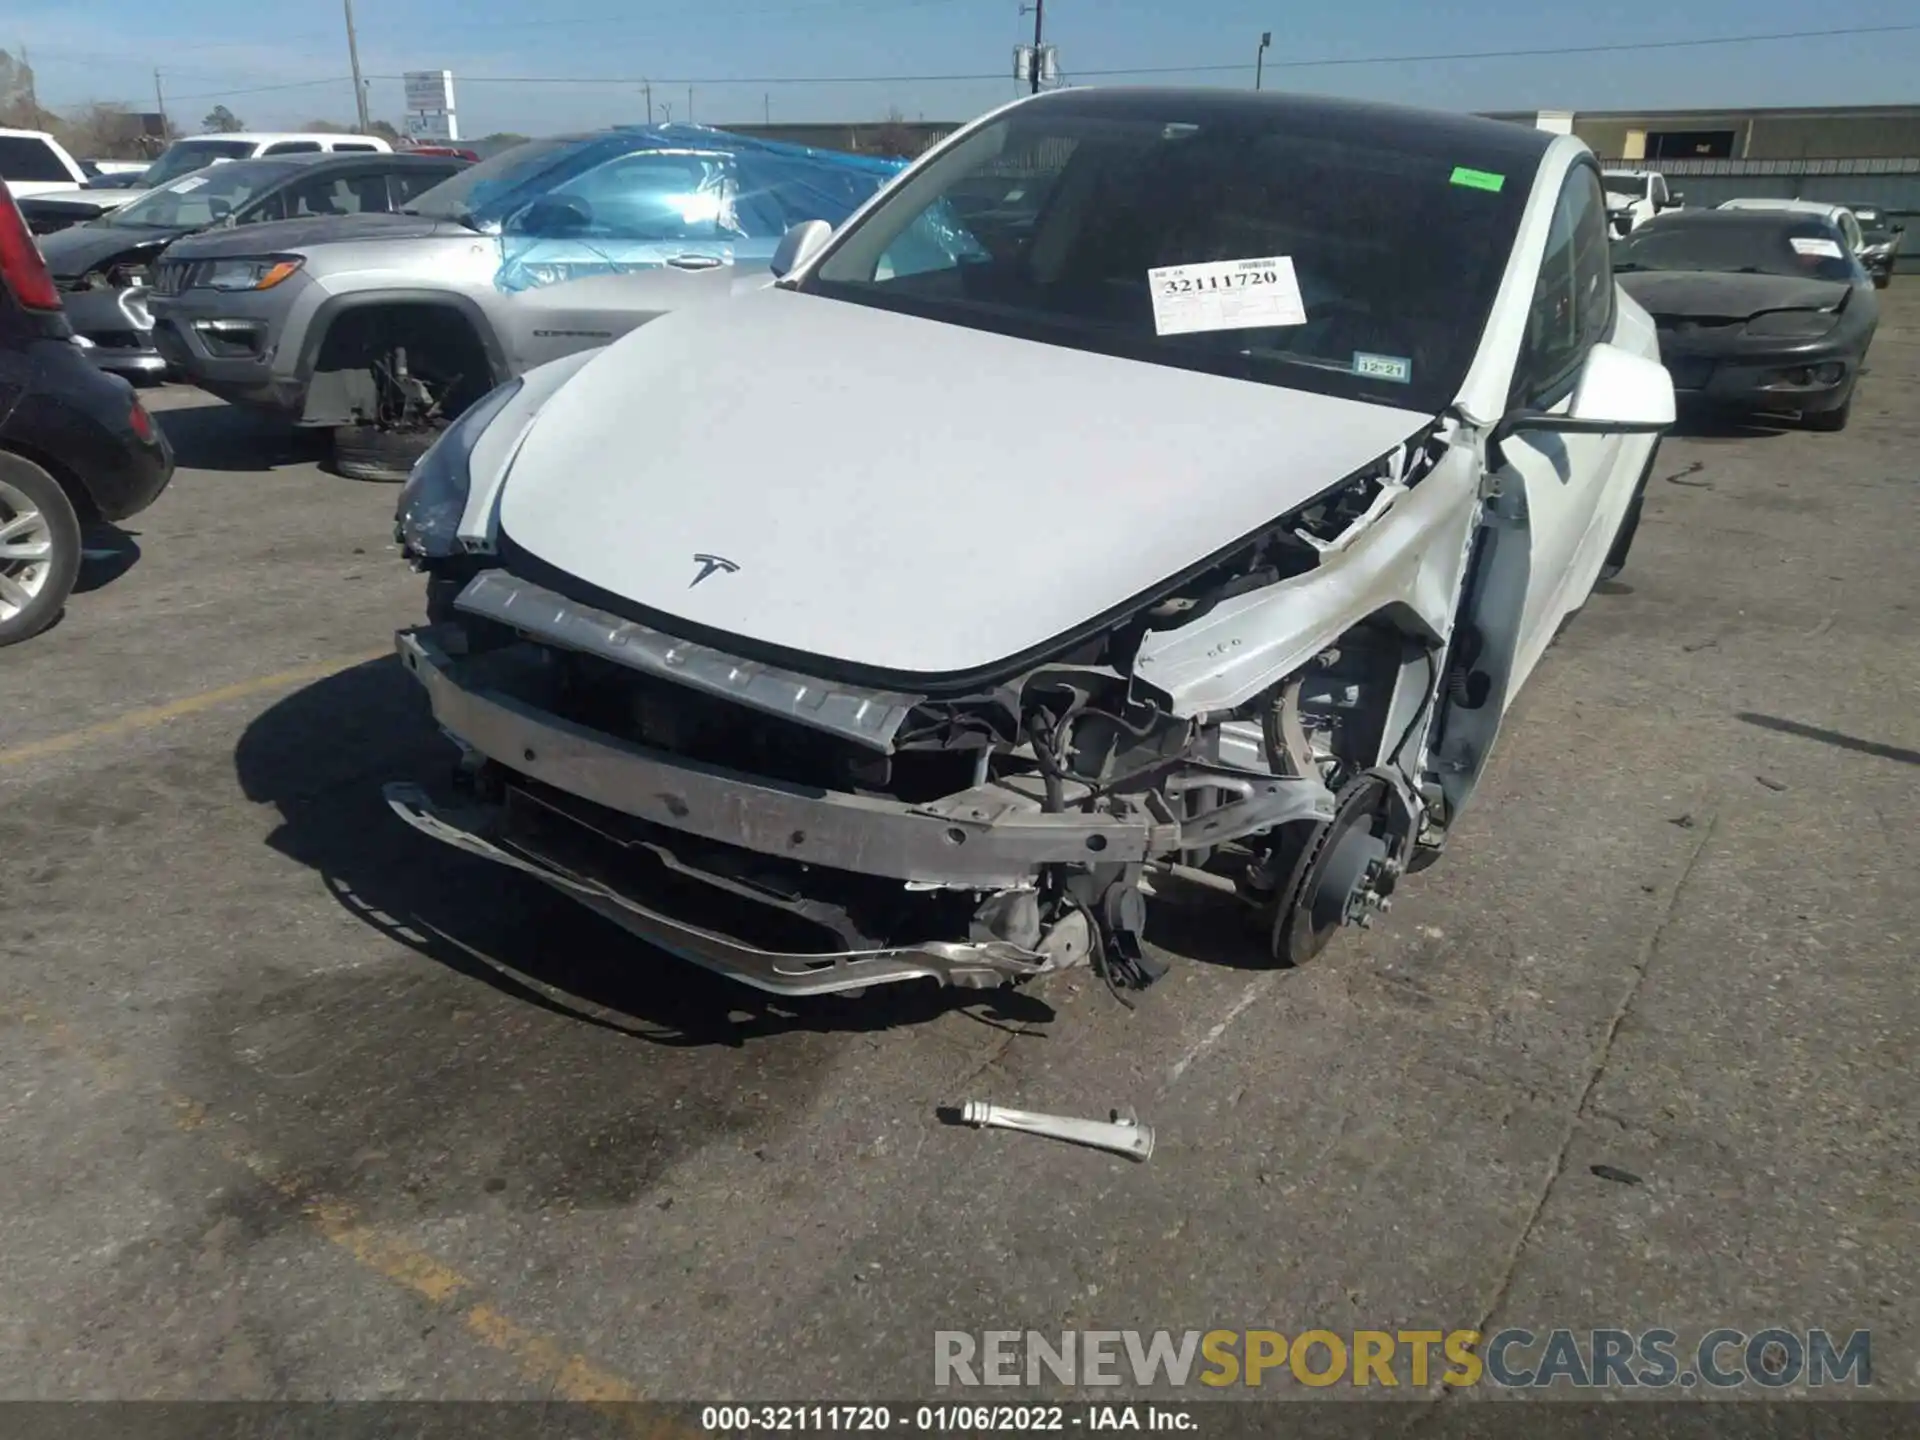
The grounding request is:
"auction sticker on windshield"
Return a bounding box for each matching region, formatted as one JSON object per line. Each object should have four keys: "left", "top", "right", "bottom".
{"left": 169, "top": 177, "right": 209, "bottom": 192}
{"left": 1791, "top": 236, "right": 1843, "bottom": 258}
{"left": 1148, "top": 256, "right": 1306, "bottom": 336}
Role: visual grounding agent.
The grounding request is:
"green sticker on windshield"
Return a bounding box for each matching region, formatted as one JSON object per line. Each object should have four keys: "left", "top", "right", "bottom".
{"left": 1450, "top": 166, "right": 1506, "bottom": 192}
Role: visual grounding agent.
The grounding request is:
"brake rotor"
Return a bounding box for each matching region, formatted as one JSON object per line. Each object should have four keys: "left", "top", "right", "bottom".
{"left": 1268, "top": 773, "right": 1392, "bottom": 967}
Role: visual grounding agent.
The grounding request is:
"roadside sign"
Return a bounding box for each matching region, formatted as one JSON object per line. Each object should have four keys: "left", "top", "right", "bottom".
{"left": 403, "top": 70, "right": 454, "bottom": 112}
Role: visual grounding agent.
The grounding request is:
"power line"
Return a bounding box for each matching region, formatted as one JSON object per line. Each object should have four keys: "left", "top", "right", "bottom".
{"left": 458, "top": 0, "right": 967, "bottom": 33}
{"left": 53, "top": 18, "right": 1920, "bottom": 113}
{"left": 163, "top": 77, "right": 357, "bottom": 104}
{"left": 356, "top": 21, "right": 1920, "bottom": 90}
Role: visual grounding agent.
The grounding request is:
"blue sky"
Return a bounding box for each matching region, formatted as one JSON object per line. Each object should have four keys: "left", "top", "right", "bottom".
{"left": 15, "top": 0, "right": 1920, "bottom": 137}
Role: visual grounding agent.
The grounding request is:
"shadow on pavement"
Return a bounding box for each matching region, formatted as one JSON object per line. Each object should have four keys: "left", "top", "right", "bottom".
{"left": 156, "top": 401, "right": 331, "bottom": 473}
{"left": 232, "top": 656, "right": 1055, "bottom": 1049}
{"left": 1667, "top": 399, "right": 1794, "bottom": 442}
{"left": 1736, "top": 711, "right": 1920, "bottom": 768}
{"left": 72, "top": 523, "right": 142, "bottom": 595}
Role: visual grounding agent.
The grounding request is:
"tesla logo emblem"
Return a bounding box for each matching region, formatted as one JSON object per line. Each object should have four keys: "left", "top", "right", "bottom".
{"left": 689, "top": 553, "right": 740, "bottom": 588}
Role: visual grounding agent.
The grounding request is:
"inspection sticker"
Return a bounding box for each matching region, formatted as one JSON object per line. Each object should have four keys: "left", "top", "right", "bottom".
{"left": 1353, "top": 352, "right": 1412, "bottom": 383}
{"left": 169, "top": 176, "right": 209, "bottom": 192}
{"left": 1450, "top": 166, "right": 1505, "bottom": 192}
{"left": 1148, "top": 255, "right": 1306, "bottom": 336}
{"left": 1791, "top": 236, "right": 1843, "bottom": 258}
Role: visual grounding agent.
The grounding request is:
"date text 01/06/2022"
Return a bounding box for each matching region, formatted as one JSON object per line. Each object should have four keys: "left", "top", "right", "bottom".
{"left": 699, "top": 1404, "right": 1195, "bottom": 1432}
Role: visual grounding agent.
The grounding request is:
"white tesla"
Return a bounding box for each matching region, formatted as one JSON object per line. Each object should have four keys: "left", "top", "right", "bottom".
{"left": 386, "top": 87, "right": 1674, "bottom": 998}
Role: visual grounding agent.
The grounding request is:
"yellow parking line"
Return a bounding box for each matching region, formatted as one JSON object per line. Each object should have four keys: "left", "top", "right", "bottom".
{"left": 0, "top": 650, "right": 389, "bottom": 768}
{"left": 12, "top": 1004, "right": 645, "bottom": 1403}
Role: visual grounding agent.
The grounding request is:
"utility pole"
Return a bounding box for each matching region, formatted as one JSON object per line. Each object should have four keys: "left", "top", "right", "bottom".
{"left": 1027, "top": 0, "right": 1045, "bottom": 95}
{"left": 642, "top": 80, "right": 653, "bottom": 125}
{"left": 153, "top": 68, "right": 169, "bottom": 136}
{"left": 764, "top": 93, "right": 770, "bottom": 125}
{"left": 687, "top": 86, "right": 694, "bottom": 123}
{"left": 342, "top": 0, "right": 371, "bottom": 132}
{"left": 1255, "top": 31, "right": 1271, "bottom": 90}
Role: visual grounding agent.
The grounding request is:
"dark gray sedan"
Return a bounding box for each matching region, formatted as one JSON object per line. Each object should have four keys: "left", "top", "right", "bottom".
{"left": 34, "top": 152, "right": 466, "bottom": 380}
{"left": 1614, "top": 208, "right": 1879, "bottom": 431}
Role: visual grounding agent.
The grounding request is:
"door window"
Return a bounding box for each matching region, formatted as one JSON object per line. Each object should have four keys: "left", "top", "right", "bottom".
{"left": 331, "top": 142, "right": 379, "bottom": 152}
{"left": 541, "top": 152, "right": 736, "bottom": 240}
{"left": 283, "top": 174, "right": 375, "bottom": 217}
{"left": 1516, "top": 164, "right": 1613, "bottom": 406}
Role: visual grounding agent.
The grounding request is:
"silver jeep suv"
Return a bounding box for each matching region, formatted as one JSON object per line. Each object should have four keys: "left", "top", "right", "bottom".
{"left": 149, "top": 126, "right": 905, "bottom": 479}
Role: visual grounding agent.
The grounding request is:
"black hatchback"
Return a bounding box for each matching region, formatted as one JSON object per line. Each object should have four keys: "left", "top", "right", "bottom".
{"left": 0, "top": 181, "right": 174, "bottom": 646}
{"left": 31, "top": 152, "right": 468, "bottom": 381}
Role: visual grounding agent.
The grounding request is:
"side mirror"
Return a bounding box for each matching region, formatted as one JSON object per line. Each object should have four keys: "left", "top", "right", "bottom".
{"left": 1668, "top": 191, "right": 1685, "bottom": 207}
{"left": 1492, "top": 342, "right": 1674, "bottom": 446}
{"left": 770, "top": 218, "right": 832, "bottom": 279}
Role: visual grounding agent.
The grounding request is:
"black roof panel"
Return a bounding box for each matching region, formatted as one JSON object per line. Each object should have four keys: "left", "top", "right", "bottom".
{"left": 1026, "top": 87, "right": 1558, "bottom": 171}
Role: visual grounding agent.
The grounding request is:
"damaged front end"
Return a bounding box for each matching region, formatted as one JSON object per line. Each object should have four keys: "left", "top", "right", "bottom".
{"left": 390, "top": 428, "right": 1464, "bottom": 999}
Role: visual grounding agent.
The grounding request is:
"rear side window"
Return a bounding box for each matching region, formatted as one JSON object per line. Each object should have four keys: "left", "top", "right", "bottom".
{"left": 263, "top": 141, "right": 322, "bottom": 156}
{"left": 0, "top": 136, "right": 72, "bottom": 182}
{"left": 387, "top": 165, "right": 460, "bottom": 206}
{"left": 331, "top": 142, "right": 378, "bottom": 153}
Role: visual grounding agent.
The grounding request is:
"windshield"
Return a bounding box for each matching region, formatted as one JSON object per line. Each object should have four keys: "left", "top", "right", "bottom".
{"left": 801, "top": 99, "right": 1530, "bottom": 412}
{"left": 1613, "top": 217, "right": 1854, "bottom": 282}
{"left": 1601, "top": 172, "right": 1646, "bottom": 196}
{"left": 107, "top": 163, "right": 289, "bottom": 228}
{"left": 145, "top": 139, "right": 256, "bottom": 186}
{"left": 400, "top": 137, "right": 580, "bottom": 225}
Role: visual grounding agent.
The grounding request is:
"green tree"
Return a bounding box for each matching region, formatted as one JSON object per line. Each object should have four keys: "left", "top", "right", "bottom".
{"left": 202, "top": 104, "right": 245, "bottom": 133}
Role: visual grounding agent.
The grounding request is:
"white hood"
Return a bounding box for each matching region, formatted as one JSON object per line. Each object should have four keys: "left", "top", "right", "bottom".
{"left": 497, "top": 288, "right": 1428, "bottom": 679}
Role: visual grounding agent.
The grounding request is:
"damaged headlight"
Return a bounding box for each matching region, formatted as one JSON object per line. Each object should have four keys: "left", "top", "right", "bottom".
{"left": 396, "top": 378, "right": 524, "bottom": 558}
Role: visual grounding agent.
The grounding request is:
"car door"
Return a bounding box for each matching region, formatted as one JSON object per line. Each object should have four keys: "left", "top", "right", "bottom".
{"left": 1493, "top": 161, "right": 1623, "bottom": 696}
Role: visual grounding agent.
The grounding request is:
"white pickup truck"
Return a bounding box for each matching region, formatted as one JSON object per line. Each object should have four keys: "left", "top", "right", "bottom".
{"left": 1600, "top": 168, "right": 1681, "bottom": 236}
{"left": 0, "top": 127, "right": 90, "bottom": 197}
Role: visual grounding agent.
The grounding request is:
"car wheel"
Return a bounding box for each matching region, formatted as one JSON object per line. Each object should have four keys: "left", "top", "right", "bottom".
{"left": 0, "top": 452, "right": 83, "bottom": 649}
{"left": 1598, "top": 441, "right": 1658, "bottom": 583}
{"left": 1802, "top": 392, "right": 1853, "bottom": 433}
{"left": 333, "top": 423, "right": 441, "bottom": 484}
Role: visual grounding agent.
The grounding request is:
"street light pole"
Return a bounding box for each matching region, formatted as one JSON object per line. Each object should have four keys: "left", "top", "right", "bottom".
{"left": 1255, "top": 31, "right": 1272, "bottom": 90}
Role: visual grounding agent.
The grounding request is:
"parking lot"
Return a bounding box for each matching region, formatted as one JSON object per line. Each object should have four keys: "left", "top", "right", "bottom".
{"left": 2, "top": 282, "right": 1916, "bottom": 1402}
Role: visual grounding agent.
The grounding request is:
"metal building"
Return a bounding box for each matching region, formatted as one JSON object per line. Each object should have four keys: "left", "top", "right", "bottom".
{"left": 1488, "top": 105, "right": 1920, "bottom": 262}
